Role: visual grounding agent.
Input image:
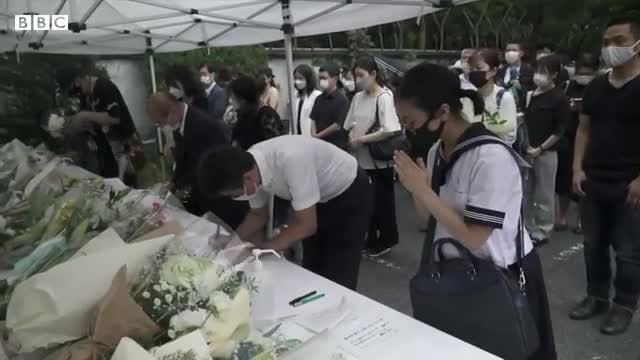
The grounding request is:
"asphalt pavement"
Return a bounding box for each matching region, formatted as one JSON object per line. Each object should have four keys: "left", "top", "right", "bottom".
{"left": 357, "top": 185, "right": 640, "bottom": 360}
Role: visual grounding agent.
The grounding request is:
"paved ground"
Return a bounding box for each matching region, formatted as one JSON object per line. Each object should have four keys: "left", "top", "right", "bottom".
{"left": 357, "top": 186, "right": 640, "bottom": 360}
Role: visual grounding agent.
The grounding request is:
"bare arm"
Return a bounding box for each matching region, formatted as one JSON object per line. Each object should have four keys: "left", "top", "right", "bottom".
{"left": 263, "top": 206, "right": 317, "bottom": 251}
{"left": 236, "top": 207, "right": 268, "bottom": 242}
{"left": 316, "top": 123, "right": 341, "bottom": 139}
{"left": 573, "top": 114, "right": 590, "bottom": 172}
{"left": 356, "top": 130, "right": 396, "bottom": 144}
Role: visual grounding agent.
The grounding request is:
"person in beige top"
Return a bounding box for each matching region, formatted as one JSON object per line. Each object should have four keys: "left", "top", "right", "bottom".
{"left": 257, "top": 66, "right": 280, "bottom": 112}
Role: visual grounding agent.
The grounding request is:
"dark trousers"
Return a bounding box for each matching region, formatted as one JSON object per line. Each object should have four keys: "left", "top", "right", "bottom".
{"left": 303, "top": 169, "right": 373, "bottom": 290}
{"left": 365, "top": 168, "right": 399, "bottom": 250}
{"left": 509, "top": 250, "right": 557, "bottom": 360}
{"left": 580, "top": 180, "right": 640, "bottom": 308}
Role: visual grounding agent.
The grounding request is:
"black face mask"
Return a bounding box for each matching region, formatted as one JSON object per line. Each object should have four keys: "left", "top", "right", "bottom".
{"left": 469, "top": 70, "right": 489, "bottom": 88}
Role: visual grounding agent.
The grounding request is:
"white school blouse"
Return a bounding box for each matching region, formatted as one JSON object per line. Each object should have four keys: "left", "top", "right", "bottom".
{"left": 426, "top": 139, "right": 534, "bottom": 269}
{"left": 291, "top": 89, "right": 322, "bottom": 136}
{"left": 343, "top": 88, "right": 402, "bottom": 170}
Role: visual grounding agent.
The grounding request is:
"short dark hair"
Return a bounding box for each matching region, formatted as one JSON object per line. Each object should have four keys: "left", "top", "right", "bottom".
{"left": 608, "top": 16, "right": 640, "bottom": 40}
{"left": 536, "top": 54, "right": 563, "bottom": 77}
{"left": 197, "top": 146, "right": 256, "bottom": 198}
{"left": 293, "top": 64, "right": 317, "bottom": 96}
{"left": 471, "top": 48, "right": 501, "bottom": 70}
{"left": 397, "top": 62, "right": 484, "bottom": 116}
{"left": 198, "top": 63, "right": 215, "bottom": 73}
{"left": 354, "top": 56, "right": 386, "bottom": 86}
{"left": 319, "top": 62, "right": 341, "bottom": 78}
{"left": 165, "top": 65, "right": 205, "bottom": 99}
{"left": 229, "top": 75, "right": 261, "bottom": 105}
{"left": 576, "top": 52, "right": 600, "bottom": 70}
{"left": 217, "top": 65, "right": 234, "bottom": 83}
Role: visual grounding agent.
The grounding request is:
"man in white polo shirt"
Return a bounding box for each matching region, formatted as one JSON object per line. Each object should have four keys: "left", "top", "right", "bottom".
{"left": 197, "top": 135, "right": 373, "bottom": 290}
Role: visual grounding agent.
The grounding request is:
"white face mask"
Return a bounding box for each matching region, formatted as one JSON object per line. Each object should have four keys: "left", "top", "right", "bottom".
{"left": 318, "top": 79, "right": 330, "bottom": 91}
{"left": 533, "top": 73, "right": 551, "bottom": 88}
{"left": 505, "top": 51, "right": 521, "bottom": 65}
{"left": 294, "top": 79, "right": 307, "bottom": 91}
{"left": 342, "top": 79, "right": 355, "bottom": 92}
{"left": 574, "top": 75, "right": 595, "bottom": 86}
{"left": 601, "top": 40, "right": 640, "bottom": 68}
{"left": 168, "top": 86, "right": 184, "bottom": 100}
{"left": 355, "top": 76, "right": 370, "bottom": 90}
{"left": 200, "top": 75, "right": 213, "bottom": 85}
{"left": 233, "top": 184, "right": 260, "bottom": 201}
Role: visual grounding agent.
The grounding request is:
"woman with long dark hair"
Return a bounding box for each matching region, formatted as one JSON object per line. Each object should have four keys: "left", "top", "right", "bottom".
{"left": 291, "top": 64, "right": 322, "bottom": 136}
{"left": 393, "top": 62, "right": 556, "bottom": 360}
{"left": 164, "top": 65, "right": 208, "bottom": 112}
{"left": 344, "top": 56, "right": 401, "bottom": 257}
{"left": 229, "top": 75, "right": 284, "bottom": 150}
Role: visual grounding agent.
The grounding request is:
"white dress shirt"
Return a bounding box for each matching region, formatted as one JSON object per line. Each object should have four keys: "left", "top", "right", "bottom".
{"left": 247, "top": 135, "right": 358, "bottom": 211}
{"left": 205, "top": 81, "right": 217, "bottom": 96}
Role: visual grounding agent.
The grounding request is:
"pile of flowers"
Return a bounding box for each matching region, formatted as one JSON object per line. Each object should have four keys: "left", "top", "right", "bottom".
{"left": 131, "top": 250, "right": 277, "bottom": 360}
{"left": 0, "top": 140, "right": 167, "bottom": 318}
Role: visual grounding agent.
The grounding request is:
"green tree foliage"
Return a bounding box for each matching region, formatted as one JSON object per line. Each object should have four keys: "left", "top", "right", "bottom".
{"left": 0, "top": 54, "right": 105, "bottom": 144}
{"left": 148, "top": 46, "right": 268, "bottom": 90}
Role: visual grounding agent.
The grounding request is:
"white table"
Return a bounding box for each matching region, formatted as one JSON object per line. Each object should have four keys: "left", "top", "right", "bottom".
{"left": 251, "top": 257, "right": 500, "bottom": 360}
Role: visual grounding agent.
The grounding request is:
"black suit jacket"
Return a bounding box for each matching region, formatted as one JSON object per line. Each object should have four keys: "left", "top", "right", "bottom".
{"left": 497, "top": 63, "right": 535, "bottom": 110}
{"left": 173, "top": 105, "right": 229, "bottom": 196}
{"left": 206, "top": 84, "right": 228, "bottom": 123}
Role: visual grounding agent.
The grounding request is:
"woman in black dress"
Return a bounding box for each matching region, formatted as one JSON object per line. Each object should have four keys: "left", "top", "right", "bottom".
{"left": 556, "top": 54, "right": 599, "bottom": 233}
{"left": 228, "top": 75, "right": 285, "bottom": 150}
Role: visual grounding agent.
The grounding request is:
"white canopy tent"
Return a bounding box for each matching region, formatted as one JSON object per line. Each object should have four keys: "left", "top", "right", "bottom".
{"left": 0, "top": 0, "right": 476, "bottom": 169}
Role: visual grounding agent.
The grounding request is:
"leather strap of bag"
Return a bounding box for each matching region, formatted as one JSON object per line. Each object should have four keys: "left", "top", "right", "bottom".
{"left": 418, "top": 136, "right": 527, "bottom": 283}
{"left": 367, "top": 91, "right": 388, "bottom": 170}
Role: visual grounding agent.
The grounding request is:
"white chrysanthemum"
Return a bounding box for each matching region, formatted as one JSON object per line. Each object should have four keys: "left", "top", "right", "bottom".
{"left": 153, "top": 298, "right": 162, "bottom": 307}
{"left": 160, "top": 281, "right": 169, "bottom": 291}
{"left": 165, "top": 294, "right": 173, "bottom": 303}
{"left": 153, "top": 284, "right": 161, "bottom": 292}
{"left": 160, "top": 255, "right": 212, "bottom": 289}
{"left": 193, "top": 266, "right": 223, "bottom": 297}
{"left": 169, "top": 309, "right": 208, "bottom": 334}
{"left": 208, "top": 291, "right": 232, "bottom": 314}
{"left": 142, "top": 291, "right": 151, "bottom": 299}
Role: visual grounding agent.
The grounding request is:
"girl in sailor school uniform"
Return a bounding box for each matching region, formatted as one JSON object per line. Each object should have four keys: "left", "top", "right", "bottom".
{"left": 393, "top": 63, "right": 556, "bottom": 360}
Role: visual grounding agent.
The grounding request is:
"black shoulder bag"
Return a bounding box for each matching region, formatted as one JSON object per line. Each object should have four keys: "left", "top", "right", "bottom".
{"left": 365, "top": 92, "right": 408, "bottom": 161}
{"left": 410, "top": 137, "right": 539, "bottom": 360}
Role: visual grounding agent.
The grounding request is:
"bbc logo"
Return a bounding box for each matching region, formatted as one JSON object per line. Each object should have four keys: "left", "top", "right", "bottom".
{"left": 14, "top": 15, "right": 68, "bottom": 31}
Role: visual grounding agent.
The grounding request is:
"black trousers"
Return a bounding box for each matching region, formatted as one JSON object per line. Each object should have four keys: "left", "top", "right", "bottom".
{"left": 580, "top": 180, "right": 640, "bottom": 308}
{"left": 302, "top": 169, "right": 373, "bottom": 290}
{"left": 365, "top": 168, "right": 399, "bottom": 250}
{"left": 508, "top": 250, "right": 557, "bottom": 360}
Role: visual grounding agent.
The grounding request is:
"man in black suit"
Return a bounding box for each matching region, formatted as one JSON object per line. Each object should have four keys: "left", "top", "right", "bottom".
{"left": 498, "top": 42, "right": 535, "bottom": 110}
{"left": 147, "top": 91, "right": 247, "bottom": 227}
{"left": 199, "top": 64, "right": 228, "bottom": 123}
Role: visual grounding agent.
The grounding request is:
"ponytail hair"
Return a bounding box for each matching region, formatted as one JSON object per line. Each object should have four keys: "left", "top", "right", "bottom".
{"left": 458, "top": 88, "right": 484, "bottom": 116}
{"left": 397, "top": 62, "right": 484, "bottom": 116}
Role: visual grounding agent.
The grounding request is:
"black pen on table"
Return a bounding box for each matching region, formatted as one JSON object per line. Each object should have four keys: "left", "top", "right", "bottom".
{"left": 288, "top": 291, "right": 317, "bottom": 306}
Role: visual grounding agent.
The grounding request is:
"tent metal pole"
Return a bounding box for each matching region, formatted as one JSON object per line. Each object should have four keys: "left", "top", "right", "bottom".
{"left": 148, "top": 52, "right": 167, "bottom": 181}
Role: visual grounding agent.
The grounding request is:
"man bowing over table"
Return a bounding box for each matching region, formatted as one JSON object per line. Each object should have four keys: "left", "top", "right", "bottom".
{"left": 146, "top": 91, "right": 247, "bottom": 229}
{"left": 197, "top": 135, "right": 373, "bottom": 290}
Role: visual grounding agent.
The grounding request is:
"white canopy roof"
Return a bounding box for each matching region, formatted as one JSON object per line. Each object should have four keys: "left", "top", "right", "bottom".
{"left": 0, "top": 0, "right": 476, "bottom": 54}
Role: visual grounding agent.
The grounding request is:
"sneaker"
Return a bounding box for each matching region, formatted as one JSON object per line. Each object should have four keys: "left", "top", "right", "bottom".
{"left": 367, "top": 247, "right": 392, "bottom": 258}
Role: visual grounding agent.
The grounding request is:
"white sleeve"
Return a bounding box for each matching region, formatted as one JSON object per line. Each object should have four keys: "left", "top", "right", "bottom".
{"left": 283, "top": 153, "right": 321, "bottom": 211}
{"left": 343, "top": 95, "right": 357, "bottom": 131}
{"left": 464, "top": 145, "right": 521, "bottom": 229}
{"left": 378, "top": 92, "right": 402, "bottom": 133}
{"left": 499, "top": 91, "right": 518, "bottom": 144}
{"left": 248, "top": 188, "right": 269, "bottom": 209}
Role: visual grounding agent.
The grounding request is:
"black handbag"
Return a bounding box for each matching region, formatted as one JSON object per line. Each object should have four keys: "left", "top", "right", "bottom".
{"left": 366, "top": 92, "right": 408, "bottom": 161}
{"left": 410, "top": 137, "right": 539, "bottom": 360}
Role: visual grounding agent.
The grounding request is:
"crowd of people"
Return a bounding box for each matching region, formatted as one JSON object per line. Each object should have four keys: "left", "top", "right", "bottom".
{"left": 53, "top": 15, "right": 640, "bottom": 360}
